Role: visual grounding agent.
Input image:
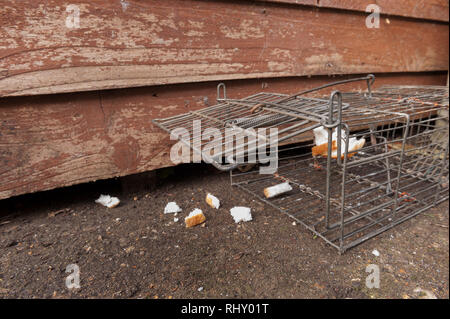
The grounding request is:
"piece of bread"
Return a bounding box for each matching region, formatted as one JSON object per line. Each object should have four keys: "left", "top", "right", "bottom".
{"left": 230, "top": 207, "right": 252, "bottom": 223}
{"left": 263, "top": 182, "right": 293, "bottom": 199}
{"left": 164, "top": 202, "right": 182, "bottom": 214}
{"left": 95, "top": 195, "right": 120, "bottom": 208}
{"left": 312, "top": 140, "right": 337, "bottom": 157}
{"left": 185, "top": 209, "right": 206, "bottom": 228}
{"left": 205, "top": 193, "right": 220, "bottom": 209}
{"left": 348, "top": 138, "right": 366, "bottom": 153}
{"left": 312, "top": 135, "right": 366, "bottom": 160}
{"left": 331, "top": 137, "right": 366, "bottom": 159}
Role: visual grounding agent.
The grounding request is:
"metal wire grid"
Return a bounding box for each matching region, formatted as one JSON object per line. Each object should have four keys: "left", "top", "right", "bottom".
{"left": 231, "top": 87, "right": 449, "bottom": 253}
{"left": 376, "top": 85, "right": 449, "bottom": 107}
{"left": 153, "top": 91, "right": 347, "bottom": 171}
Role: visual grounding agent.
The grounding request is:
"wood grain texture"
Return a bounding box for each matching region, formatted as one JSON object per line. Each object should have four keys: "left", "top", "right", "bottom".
{"left": 263, "top": 0, "right": 450, "bottom": 22}
{"left": 0, "top": 0, "right": 448, "bottom": 97}
{"left": 0, "top": 72, "right": 447, "bottom": 199}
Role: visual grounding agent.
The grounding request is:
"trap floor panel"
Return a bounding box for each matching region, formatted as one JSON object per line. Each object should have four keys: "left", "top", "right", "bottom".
{"left": 231, "top": 147, "right": 449, "bottom": 252}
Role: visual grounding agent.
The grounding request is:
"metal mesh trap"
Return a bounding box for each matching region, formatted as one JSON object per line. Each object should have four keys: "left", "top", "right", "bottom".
{"left": 154, "top": 75, "right": 449, "bottom": 253}
{"left": 153, "top": 78, "right": 358, "bottom": 171}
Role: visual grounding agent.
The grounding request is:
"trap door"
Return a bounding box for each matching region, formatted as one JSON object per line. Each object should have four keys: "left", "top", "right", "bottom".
{"left": 153, "top": 92, "right": 342, "bottom": 171}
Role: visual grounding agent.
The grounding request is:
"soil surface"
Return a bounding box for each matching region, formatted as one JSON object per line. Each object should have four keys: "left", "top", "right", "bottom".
{"left": 0, "top": 164, "right": 448, "bottom": 299}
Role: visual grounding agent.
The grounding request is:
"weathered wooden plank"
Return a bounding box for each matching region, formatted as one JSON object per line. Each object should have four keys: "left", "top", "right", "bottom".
{"left": 0, "top": 0, "right": 448, "bottom": 97}
{"left": 0, "top": 72, "right": 447, "bottom": 200}
{"left": 262, "top": 0, "right": 450, "bottom": 22}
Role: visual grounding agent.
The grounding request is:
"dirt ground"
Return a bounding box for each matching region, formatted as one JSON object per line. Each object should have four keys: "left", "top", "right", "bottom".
{"left": 0, "top": 164, "right": 448, "bottom": 299}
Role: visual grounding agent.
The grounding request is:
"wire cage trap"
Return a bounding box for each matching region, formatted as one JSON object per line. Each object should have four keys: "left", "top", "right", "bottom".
{"left": 154, "top": 75, "right": 449, "bottom": 253}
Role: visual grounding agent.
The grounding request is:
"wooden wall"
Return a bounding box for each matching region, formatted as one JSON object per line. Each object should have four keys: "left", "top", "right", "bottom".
{"left": 0, "top": 0, "right": 448, "bottom": 199}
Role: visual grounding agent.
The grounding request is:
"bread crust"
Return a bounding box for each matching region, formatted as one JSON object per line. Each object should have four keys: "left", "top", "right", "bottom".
{"left": 185, "top": 212, "right": 206, "bottom": 227}
{"left": 312, "top": 139, "right": 365, "bottom": 159}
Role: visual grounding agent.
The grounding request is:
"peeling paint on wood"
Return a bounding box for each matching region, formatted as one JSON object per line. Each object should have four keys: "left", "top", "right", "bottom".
{"left": 261, "top": 0, "right": 450, "bottom": 22}
{"left": 0, "top": 0, "right": 448, "bottom": 97}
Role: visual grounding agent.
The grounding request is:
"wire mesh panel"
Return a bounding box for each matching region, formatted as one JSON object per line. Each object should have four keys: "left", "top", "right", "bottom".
{"left": 231, "top": 85, "right": 449, "bottom": 253}
{"left": 153, "top": 89, "right": 347, "bottom": 171}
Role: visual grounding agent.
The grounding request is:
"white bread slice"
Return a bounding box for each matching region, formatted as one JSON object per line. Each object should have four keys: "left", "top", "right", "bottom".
{"left": 185, "top": 209, "right": 206, "bottom": 227}
{"left": 95, "top": 195, "right": 120, "bottom": 208}
{"left": 205, "top": 193, "right": 220, "bottom": 209}
{"left": 230, "top": 207, "right": 252, "bottom": 223}
{"left": 264, "top": 182, "right": 293, "bottom": 199}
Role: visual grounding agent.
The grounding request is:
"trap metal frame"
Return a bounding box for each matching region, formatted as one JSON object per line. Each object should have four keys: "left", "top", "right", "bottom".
{"left": 154, "top": 75, "right": 449, "bottom": 253}
{"left": 153, "top": 76, "right": 378, "bottom": 170}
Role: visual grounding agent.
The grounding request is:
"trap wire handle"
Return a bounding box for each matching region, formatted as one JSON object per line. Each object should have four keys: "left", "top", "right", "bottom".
{"left": 217, "top": 83, "right": 227, "bottom": 102}
{"left": 248, "top": 74, "right": 375, "bottom": 113}
{"left": 282, "top": 74, "right": 375, "bottom": 101}
{"left": 322, "top": 91, "right": 344, "bottom": 165}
